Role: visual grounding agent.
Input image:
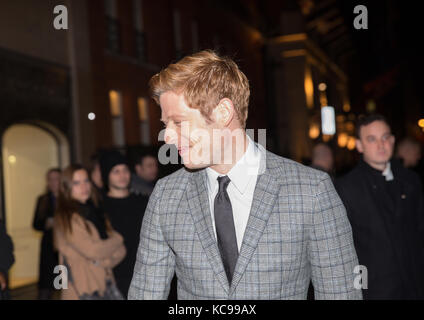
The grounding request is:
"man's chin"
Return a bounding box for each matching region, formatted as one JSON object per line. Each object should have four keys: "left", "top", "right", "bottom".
{"left": 111, "top": 185, "right": 130, "bottom": 190}
{"left": 182, "top": 158, "right": 209, "bottom": 170}
{"left": 368, "top": 158, "right": 390, "bottom": 168}
{"left": 376, "top": 156, "right": 391, "bottom": 164}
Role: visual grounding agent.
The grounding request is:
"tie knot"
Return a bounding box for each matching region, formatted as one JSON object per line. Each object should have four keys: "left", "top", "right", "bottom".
{"left": 217, "top": 175, "right": 231, "bottom": 191}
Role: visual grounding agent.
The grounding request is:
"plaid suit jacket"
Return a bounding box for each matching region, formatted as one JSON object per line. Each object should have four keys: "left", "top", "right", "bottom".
{"left": 128, "top": 144, "right": 362, "bottom": 300}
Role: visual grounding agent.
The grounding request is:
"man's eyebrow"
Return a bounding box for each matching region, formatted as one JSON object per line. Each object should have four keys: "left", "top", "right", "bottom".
{"left": 365, "top": 134, "right": 375, "bottom": 138}
{"left": 365, "top": 132, "right": 391, "bottom": 139}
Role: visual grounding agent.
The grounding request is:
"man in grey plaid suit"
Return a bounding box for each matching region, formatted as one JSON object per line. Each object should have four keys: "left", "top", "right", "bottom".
{"left": 128, "top": 50, "right": 362, "bottom": 300}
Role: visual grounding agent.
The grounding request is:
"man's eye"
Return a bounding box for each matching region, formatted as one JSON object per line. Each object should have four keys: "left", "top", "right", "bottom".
{"left": 174, "top": 122, "right": 181, "bottom": 126}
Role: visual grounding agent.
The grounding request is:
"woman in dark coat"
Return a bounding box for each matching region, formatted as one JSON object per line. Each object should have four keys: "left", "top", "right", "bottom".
{"left": 32, "top": 168, "right": 61, "bottom": 300}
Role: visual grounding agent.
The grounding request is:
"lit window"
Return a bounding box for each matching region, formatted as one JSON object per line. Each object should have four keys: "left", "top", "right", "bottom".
{"left": 304, "top": 65, "right": 314, "bottom": 109}
{"left": 138, "top": 97, "right": 150, "bottom": 145}
{"left": 109, "top": 90, "right": 122, "bottom": 117}
{"left": 109, "top": 90, "right": 125, "bottom": 146}
{"left": 138, "top": 97, "right": 148, "bottom": 121}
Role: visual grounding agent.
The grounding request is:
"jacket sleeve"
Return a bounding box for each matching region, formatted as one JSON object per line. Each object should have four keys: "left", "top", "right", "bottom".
{"left": 96, "top": 232, "right": 127, "bottom": 268}
{"left": 0, "top": 221, "right": 14, "bottom": 274}
{"left": 128, "top": 179, "right": 175, "bottom": 300}
{"left": 413, "top": 175, "right": 424, "bottom": 246}
{"left": 308, "top": 173, "right": 363, "bottom": 300}
{"left": 55, "top": 214, "right": 124, "bottom": 261}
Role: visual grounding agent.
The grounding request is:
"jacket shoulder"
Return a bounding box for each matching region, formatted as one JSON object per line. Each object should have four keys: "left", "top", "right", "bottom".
{"left": 336, "top": 165, "right": 362, "bottom": 185}
{"left": 265, "top": 150, "right": 330, "bottom": 186}
{"left": 393, "top": 161, "right": 422, "bottom": 184}
{"left": 151, "top": 167, "right": 192, "bottom": 198}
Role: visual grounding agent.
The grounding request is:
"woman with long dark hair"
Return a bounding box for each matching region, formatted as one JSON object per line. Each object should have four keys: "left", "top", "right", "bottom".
{"left": 54, "top": 164, "right": 126, "bottom": 300}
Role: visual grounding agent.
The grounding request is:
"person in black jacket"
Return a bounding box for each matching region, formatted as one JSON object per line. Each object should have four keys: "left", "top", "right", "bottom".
{"left": 33, "top": 168, "right": 61, "bottom": 299}
{"left": 396, "top": 137, "right": 424, "bottom": 185}
{"left": 0, "top": 219, "right": 14, "bottom": 300}
{"left": 99, "top": 151, "right": 148, "bottom": 298}
{"left": 335, "top": 114, "right": 424, "bottom": 299}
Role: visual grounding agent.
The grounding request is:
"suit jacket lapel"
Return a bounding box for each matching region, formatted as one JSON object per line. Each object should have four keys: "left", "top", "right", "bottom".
{"left": 230, "top": 148, "right": 281, "bottom": 294}
{"left": 187, "top": 169, "right": 230, "bottom": 294}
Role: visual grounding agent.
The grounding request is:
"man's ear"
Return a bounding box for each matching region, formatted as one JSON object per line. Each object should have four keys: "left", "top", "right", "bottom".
{"left": 212, "top": 98, "right": 235, "bottom": 126}
{"left": 390, "top": 134, "right": 395, "bottom": 146}
{"left": 356, "top": 139, "right": 364, "bottom": 153}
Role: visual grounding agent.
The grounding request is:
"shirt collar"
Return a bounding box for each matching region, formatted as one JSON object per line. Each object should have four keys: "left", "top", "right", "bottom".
{"left": 359, "top": 157, "right": 395, "bottom": 181}
{"left": 382, "top": 161, "right": 394, "bottom": 181}
{"left": 206, "top": 135, "right": 260, "bottom": 195}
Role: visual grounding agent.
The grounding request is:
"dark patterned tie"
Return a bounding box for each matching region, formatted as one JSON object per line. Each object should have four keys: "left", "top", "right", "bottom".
{"left": 214, "top": 175, "right": 238, "bottom": 284}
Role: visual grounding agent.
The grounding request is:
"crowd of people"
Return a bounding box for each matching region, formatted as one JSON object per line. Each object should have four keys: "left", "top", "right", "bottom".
{"left": 0, "top": 149, "right": 158, "bottom": 300}
{"left": 1, "top": 50, "right": 424, "bottom": 300}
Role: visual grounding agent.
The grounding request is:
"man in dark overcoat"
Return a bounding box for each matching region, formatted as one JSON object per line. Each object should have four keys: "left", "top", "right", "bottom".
{"left": 336, "top": 114, "right": 424, "bottom": 299}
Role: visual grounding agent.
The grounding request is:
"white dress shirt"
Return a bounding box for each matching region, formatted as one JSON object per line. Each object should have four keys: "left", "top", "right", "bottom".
{"left": 382, "top": 161, "right": 394, "bottom": 181}
{"left": 206, "top": 135, "right": 261, "bottom": 252}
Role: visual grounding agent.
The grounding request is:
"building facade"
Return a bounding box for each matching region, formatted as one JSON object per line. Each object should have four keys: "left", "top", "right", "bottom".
{"left": 0, "top": 0, "right": 357, "bottom": 289}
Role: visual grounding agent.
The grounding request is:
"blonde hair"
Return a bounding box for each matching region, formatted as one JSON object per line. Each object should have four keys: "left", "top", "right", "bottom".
{"left": 149, "top": 50, "right": 250, "bottom": 128}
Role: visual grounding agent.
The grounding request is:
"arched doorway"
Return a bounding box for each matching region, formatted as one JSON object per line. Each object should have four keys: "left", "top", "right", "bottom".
{"left": 1, "top": 123, "right": 69, "bottom": 289}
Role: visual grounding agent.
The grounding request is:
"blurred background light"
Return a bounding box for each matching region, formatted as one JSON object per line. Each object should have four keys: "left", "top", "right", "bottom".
{"left": 347, "top": 136, "right": 356, "bottom": 150}
{"left": 318, "top": 82, "right": 327, "bottom": 91}
{"left": 8, "top": 155, "right": 17, "bottom": 164}
{"left": 309, "top": 123, "right": 320, "bottom": 139}
{"left": 321, "top": 106, "right": 336, "bottom": 135}
{"left": 338, "top": 133, "right": 348, "bottom": 148}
